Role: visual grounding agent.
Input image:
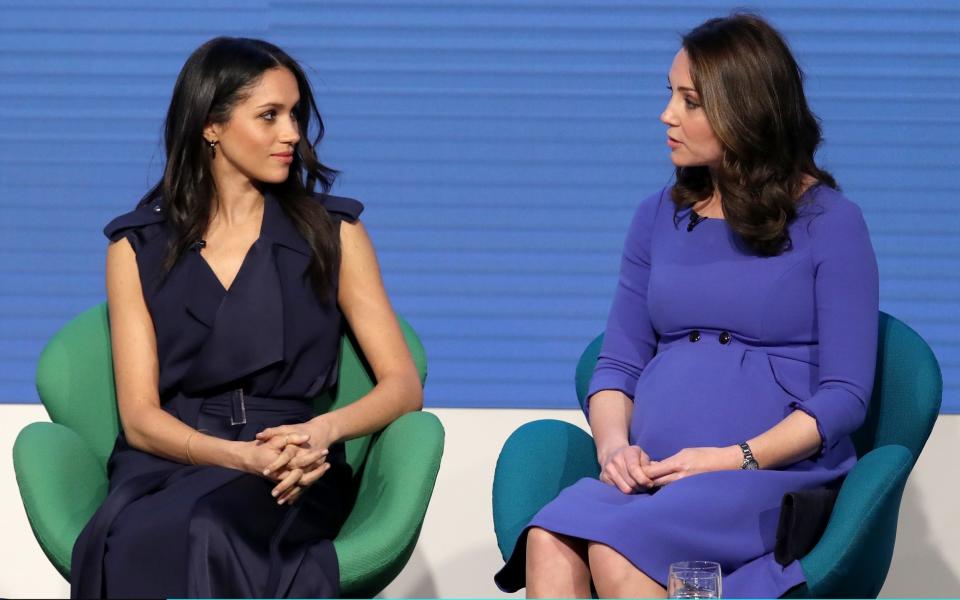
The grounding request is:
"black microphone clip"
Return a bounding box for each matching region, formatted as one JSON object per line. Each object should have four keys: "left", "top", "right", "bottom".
{"left": 687, "top": 210, "right": 707, "bottom": 232}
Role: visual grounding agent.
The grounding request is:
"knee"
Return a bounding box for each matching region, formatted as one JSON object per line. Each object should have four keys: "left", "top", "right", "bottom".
{"left": 589, "top": 543, "right": 665, "bottom": 599}
{"left": 588, "top": 543, "right": 628, "bottom": 596}
{"left": 588, "top": 544, "right": 611, "bottom": 581}
{"left": 525, "top": 527, "right": 562, "bottom": 563}
{"left": 525, "top": 527, "right": 589, "bottom": 574}
{"left": 188, "top": 496, "right": 231, "bottom": 550}
{"left": 525, "top": 527, "right": 590, "bottom": 596}
{"left": 186, "top": 482, "right": 257, "bottom": 551}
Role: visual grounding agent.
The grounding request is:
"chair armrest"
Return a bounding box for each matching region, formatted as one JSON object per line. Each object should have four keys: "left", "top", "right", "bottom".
{"left": 492, "top": 419, "right": 599, "bottom": 560}
{"left": 335, "top": 410, "right": 444, "bottom": 597}
{"left": 799, "top": 444, "right": 914, "bottom": 598}
{"left": 13, "top": 422, "right": 109, "bottom": 580}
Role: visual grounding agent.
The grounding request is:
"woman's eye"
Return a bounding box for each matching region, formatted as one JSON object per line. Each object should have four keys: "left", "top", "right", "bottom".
{"left": 261, "top": 111, "right": 276, "bottom": 121}
{"left": 684, "top": 98, "right": 701, "bottom": 109}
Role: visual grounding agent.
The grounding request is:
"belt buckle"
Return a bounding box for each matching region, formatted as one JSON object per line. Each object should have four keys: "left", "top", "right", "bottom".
{"left": 230, "top": 389, "right": 247, "bottom": 426}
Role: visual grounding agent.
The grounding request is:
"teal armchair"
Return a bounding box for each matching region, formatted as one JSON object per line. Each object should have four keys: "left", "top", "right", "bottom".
{"left": 13, "top": 302, "right": 444, "bottom": 598}
{"left": 493, "top": 312, "right": 941, "bottom": 598}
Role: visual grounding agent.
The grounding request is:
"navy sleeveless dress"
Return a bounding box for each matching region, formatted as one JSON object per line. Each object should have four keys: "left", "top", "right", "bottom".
{"left": 71, "top": 192, "right": 364, "bottom": 598}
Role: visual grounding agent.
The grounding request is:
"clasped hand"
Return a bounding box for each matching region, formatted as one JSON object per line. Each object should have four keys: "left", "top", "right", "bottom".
{"left": 600, "top": 445, "right": 741, "bottom": 493}
{"left": 246, "top": 419, "right": 335, "bottom": 505}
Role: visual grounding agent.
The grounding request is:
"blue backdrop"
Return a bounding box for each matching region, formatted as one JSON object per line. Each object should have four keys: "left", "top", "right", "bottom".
{"left": 1, "top": 0, "right": 957, "bottom": 411}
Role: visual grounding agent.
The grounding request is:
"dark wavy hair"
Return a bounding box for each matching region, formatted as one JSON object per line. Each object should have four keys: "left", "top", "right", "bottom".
{"left": 138, "top": 36, "right": 340, "bottom": 298}
{"left": 672, "top": 13, "right": 837, "bottom": 255}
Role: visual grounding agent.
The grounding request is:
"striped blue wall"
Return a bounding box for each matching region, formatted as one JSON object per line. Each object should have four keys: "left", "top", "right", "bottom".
{"left": 1, "top": 0, "right": 958, "bottom": 411}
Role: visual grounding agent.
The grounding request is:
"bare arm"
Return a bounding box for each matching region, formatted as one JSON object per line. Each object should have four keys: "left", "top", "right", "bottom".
{"left": 745, "top": 410, "right": 821, "bottom": 469}
{"left": 643, "top": 407, "right": 823, "bottom": 485}
{"left": 106, "top": 238, "right": 279, "bottom": 473}
{"left": 260, "top": 219, "right": 422, "bottom": 454}
{"left": 587, "top": 390, "right": 633, "bottom": 465}
{"left": 322, "top": 218, "right": 423, "bottom": 440}
{"left": 589, "top": 390, "right": 655, "bottom": 493}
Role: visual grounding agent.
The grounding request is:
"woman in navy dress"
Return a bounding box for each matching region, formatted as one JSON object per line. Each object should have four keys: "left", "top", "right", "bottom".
{"left": 71, "top": 37, "right": 423, "bottom": 598}
{"left": 496, "top": 14, "right": 879, "bottom": 598}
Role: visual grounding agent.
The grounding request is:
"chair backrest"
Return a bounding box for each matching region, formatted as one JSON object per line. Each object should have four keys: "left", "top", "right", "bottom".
{"left": 574, "top": 312, "right": 942, "bottom": 459}
{"left": 35, "top": 302, "right": 427, "bottom": 472}
{"left": 851, "top": 312, "right": 941, "bottom": 460}
{"left": 574, "top": 334, "right": 605, "bottom": 413}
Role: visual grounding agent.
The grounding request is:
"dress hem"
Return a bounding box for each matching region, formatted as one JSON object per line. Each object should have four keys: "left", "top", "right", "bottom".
{"left": 494, "top": 521, "right": 807, "bottom": 599}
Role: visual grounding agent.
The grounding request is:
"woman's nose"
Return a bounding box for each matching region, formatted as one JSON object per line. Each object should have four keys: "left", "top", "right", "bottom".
{"left": 660, "top": 102, "right": 677, "bottom": 126}
{"left": 280, "top": 116, "right": 300, "bottom": 145}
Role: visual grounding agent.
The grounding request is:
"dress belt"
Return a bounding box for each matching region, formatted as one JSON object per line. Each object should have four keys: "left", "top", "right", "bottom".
{"left": 163, "top": 390, "right": 314, "bottom": 430}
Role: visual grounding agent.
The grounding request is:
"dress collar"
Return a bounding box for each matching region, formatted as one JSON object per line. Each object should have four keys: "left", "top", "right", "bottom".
{"left": 260, "top": 191, "right": 313, "bottom": 256}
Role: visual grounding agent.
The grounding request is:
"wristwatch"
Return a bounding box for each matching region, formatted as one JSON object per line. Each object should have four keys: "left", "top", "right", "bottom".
{"left": 738, "top": 442, "right": 759, "bottom": 470}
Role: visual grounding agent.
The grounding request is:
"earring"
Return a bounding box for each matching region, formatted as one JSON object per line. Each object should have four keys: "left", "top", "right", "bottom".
{"left": 206, "top": 139, "right": 218, "bottom": 159}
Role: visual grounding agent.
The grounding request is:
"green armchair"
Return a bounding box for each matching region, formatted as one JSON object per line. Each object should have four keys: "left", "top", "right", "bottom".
{"left": 13, "top": 302, "right": 444, "bottom": 598}
{"left": 493, "top": 312, "right": 941, "bottom": 598}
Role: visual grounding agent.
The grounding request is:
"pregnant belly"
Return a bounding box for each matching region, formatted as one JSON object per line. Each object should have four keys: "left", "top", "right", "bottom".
{"left": 629, "top": 345, "right": 798, "bottom": 459}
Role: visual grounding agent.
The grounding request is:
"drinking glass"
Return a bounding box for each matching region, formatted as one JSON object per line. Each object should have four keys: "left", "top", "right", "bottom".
{"left": 667, "top": 560, "right": 722, "bottom": 599}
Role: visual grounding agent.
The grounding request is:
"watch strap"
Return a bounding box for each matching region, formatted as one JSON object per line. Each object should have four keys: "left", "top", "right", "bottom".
{"left": 739, "top": 442, "right": 758, "bottom": 469}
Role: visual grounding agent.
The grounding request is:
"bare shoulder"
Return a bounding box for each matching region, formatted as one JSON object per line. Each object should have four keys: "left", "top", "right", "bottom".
{"left": 106, "top": 236, "right": 138, "bottom": 275}
{"left": 339, "top": 216, "right": 379, "bottom": 255}
{"left": 105, "top": 236, "right": 148, "bottom": 307}
{"left": 108, "top": 235, "right": 135, "bottom": 255}
{"left": 339, "top": 215, "right": 366, "bottom": 236}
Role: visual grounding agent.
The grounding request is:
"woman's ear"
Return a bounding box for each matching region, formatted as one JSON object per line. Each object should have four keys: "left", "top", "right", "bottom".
{"left": 203, "top": 123, "right": 220, "bottom": 144}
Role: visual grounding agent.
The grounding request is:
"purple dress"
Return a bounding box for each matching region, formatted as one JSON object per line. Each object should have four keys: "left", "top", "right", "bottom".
{"left": 495, "top": 185, "right": 879, "bottom": 598}
{"left": 71, "top": 192, "right": 363, "bottom": 598}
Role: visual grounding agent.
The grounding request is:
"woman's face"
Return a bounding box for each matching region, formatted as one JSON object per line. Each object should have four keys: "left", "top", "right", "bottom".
{"left": 205, "top": 67, "right": 301, "bottom": 185}
{"left": 661, "top": 49, "right": 724, "bottom": 169}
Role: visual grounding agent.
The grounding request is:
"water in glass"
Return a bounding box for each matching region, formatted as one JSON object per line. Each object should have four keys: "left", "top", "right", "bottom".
{"left": 668, "top": 560, "right": 722, "bottom": 599}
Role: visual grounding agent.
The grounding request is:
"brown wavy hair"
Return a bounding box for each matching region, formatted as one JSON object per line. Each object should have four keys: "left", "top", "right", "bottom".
{"left": 672, "top": 13, "right": 837, "bottom": 255}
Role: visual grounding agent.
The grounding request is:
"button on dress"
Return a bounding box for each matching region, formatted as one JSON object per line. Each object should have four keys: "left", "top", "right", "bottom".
{"left": 495, "top": 185, "right": 879, "bottom": 598}
{"left": 71, "top": 192, "right": 364, "bottom": 599}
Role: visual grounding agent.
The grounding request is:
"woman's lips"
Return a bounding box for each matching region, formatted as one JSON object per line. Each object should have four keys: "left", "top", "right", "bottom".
{"left": 271, "top": 153, "right": 293, "bottom": 164}
{"left": 667, "top": 136, "right": 682, "bottom": 149}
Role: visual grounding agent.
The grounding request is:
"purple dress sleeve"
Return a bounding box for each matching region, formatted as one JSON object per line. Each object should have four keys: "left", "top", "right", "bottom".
{"left": 585, "top": 190, "right": 664, "bottom": 417}
{"left": 791, "top": 201, "right": 879, "bottom": 452}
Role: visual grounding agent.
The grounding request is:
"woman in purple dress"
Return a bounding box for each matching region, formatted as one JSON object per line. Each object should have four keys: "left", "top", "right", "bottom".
{"left": 70, "top": 38, "right": 423, "bottom": 598}
{"left": 495, "top": 14, "right": 879, "bottom": 599}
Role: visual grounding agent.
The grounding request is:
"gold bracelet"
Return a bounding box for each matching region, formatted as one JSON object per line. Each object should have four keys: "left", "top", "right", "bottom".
{"left": 185, "top": 431, "right": 199, "bottom": 465}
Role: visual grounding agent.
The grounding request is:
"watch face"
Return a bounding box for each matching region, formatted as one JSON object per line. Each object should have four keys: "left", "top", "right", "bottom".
{"left": 744, "top": 460, "right": 759, "bottom": 470}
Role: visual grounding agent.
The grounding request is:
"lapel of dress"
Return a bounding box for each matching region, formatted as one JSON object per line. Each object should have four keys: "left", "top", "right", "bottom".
{"left": 182, "top": 254, "right": 224, "bottom": 329}
{"left": 180, "top": 193, "right": 311, "bottom": 392}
